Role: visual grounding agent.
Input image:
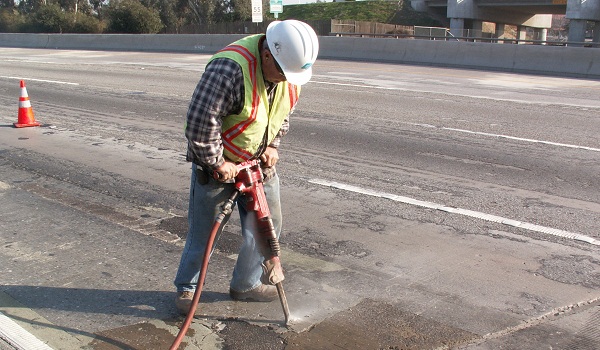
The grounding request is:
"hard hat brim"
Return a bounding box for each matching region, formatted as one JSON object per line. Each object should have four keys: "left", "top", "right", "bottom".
{"left": 283, "top": 67, "right": 313, "bottom": 86}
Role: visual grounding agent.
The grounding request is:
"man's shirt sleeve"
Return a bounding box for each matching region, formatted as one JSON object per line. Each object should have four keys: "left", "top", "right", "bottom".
{"left": 185, "top": 58, "right": 243, "bottom": 170}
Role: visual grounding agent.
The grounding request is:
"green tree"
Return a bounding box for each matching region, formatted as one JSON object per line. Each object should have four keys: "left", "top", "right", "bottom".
{"left": 186, "top": 0, "right": 216, "bottom": 25}
{"left": 106, "top": 0, "right": 164, "bottom": 33}
{"left": 0, "top": 7, "right": 24, "bottom": 32}
{"left": 211, "top": 0, "right": 233, "bottom": 22}
{"left": 0, "top": 0, "right": 15, "bottom": 9}
{"left": 69, "top": 11, "right": 104, "bottom": 32}
{"left": 230, "top": 0, "right": 249, "bottom": 21}
{"left": 142, "top": 0, "right": 177, "bottom": 32}
{"left": 30, "top": 3, "right": 69, "bottom": 32}
{"left": 18, "top": 0, "right": 44, "bottom": 14}
{"left": 59, "top": 0, "right": 94, "bottom": 15}
{"left": 89, "top": 0, "right": 108, "bottom": 16}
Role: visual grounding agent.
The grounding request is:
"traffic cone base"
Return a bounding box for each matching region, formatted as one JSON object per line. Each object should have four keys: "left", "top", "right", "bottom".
{"left": 14, "top": 80, "right": 40, "bottom": 128}
{"left": 14, "top": 121, "right": 41, "bottom": 128}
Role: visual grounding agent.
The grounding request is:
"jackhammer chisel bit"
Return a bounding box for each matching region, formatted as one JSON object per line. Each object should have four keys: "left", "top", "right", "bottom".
{"left": 276, "top": 282, "right": 290, "bottom": 324}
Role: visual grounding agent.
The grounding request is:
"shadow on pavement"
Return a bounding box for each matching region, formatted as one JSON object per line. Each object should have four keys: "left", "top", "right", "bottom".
{"left": 2, "top": 285, "right": 176, "bottom": 318}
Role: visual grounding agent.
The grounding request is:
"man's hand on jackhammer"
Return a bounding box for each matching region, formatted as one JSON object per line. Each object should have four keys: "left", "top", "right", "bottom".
{"left": 260, "top": 146, "right": 279, "bottom": 168}
{"left": 261, "top": 257, "right": 285, "bottom": 285}
{"left": 214, "top": 161, "right": 239, "bottom": 181}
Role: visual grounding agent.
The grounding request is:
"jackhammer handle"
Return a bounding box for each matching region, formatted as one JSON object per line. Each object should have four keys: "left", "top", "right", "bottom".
{"left": 212, "top": 160, "right": 259, "bottom": 181}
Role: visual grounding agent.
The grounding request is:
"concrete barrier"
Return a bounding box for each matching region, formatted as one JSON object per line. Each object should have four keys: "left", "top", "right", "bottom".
{"left": 1, "top": 33, "right": 599, "bottom": 79}
{"left": 318, "top": 36, "right": 600, "bottom": 79}
{"left": 0, "top": 33, "right": 245, "bottom": 53}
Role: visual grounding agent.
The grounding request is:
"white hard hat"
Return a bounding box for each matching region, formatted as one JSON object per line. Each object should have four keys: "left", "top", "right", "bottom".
{"left": 266, "top": 20, "right": 319, "bottom": 86}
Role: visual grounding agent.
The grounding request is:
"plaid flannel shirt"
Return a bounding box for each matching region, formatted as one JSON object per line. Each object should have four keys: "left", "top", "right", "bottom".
{"left": 185, "top": 57, "right": 290, "bottom": 180}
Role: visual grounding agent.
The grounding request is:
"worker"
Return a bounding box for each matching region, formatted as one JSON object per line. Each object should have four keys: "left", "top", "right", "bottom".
{"left": 174, "top": 19, "right": 319, "bottom": 314}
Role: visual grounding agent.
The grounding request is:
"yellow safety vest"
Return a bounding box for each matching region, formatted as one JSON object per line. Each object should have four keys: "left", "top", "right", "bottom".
{"left": 209, "top": 35, "right": 300, "bottom": 163}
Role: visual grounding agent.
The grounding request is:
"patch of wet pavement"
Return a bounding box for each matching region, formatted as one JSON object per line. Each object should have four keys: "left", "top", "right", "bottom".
{"left": 91, "top": 322, "right": 178, "bottom": 350}
{"left": 284, "top": 299, "right": 478, "bottom": 350}
{"left": 89, "top": 319, "right": 223, "bottom": 350}
{"left": 219, "top": 320, "right": 286, "bottom": 350}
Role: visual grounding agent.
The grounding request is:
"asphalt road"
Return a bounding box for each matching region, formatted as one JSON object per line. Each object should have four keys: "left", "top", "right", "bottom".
{"left": 0, "top": 48, "right": 599, "bottom": 350}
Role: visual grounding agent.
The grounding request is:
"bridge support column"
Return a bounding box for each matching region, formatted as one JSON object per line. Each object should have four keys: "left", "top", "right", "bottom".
{"left": 567, "top": 19, "right": 586, "bottom": 45}
{"left": 517, "top": 26, "right": 528, "bottom": 44}
{"left": 450, "top": 18, "right": 464, "bottom": 38}
{"left": 472, "top": 20, "right": 483, "bottom": 41}
{"left": 533, "top": 28, "right": 547, "bottom": 44}
{"left": 495, "top": 23, "right": 505, "bottom": 43}
{"left": 566, "top": 0, "right": 600, "bottom": 45}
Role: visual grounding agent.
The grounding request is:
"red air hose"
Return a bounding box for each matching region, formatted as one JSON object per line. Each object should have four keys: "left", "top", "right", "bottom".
{"left": 169, "top": 219, "right": 220, "bottom": 350}
{"left": 169, "top": 190, "right": 239, "bottom": 350}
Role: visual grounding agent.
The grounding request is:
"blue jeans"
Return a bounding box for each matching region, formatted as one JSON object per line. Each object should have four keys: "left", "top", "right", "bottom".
{"left": 174, "top": 163, "right": 282, "bottom": 293}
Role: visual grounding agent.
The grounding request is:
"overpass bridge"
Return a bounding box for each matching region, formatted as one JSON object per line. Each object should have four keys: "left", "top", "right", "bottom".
{"left": 411, "top": 0, "right": 600, "bottom": 45}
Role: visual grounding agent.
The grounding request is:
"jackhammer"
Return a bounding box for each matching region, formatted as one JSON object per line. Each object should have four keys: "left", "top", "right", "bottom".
{"left": 169, "top": 160, "right": 290, "bottom": 350}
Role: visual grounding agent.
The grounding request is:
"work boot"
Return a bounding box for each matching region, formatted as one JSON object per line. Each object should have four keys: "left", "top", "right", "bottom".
{"left": 230, "top": 284, "right": 278, "bottom": 302}
{"left": 175, "top": 291, "right": 195, "bottom": 315}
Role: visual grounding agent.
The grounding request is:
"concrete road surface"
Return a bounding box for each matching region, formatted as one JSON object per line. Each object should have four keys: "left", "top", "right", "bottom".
{"left": 0, "top": 48, "right": 599, "bottom": 350}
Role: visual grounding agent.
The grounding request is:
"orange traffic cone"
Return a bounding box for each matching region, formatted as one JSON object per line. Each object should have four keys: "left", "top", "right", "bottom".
{"left": 14, "top": 80, "right": 40, "bottom": 128}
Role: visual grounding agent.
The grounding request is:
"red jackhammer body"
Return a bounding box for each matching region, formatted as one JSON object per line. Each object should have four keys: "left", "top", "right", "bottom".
{"left": 170, "top": 160, "right": 289, "bottom": 350}
{"left": 234, "top": 161, "right": 287, "bottom": 288}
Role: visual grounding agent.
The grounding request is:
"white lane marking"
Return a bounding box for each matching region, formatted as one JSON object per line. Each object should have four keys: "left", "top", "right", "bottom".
{"left": 309, "top": 179, "right": 599, "bottom": 246}
{"left": 312, "top": 80, "right": 397, "bottom": 90}
{"left": 408, "top": 123, "right": 600, "bottom": 153}
{"left": 440, "top": 126, "right": 600, "bottom": 152}
{"left": 0, "top": 76, "right": 79, "bottom": 85}
{"left": 0, "top": 312, "right": 54, "bottom": 350}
